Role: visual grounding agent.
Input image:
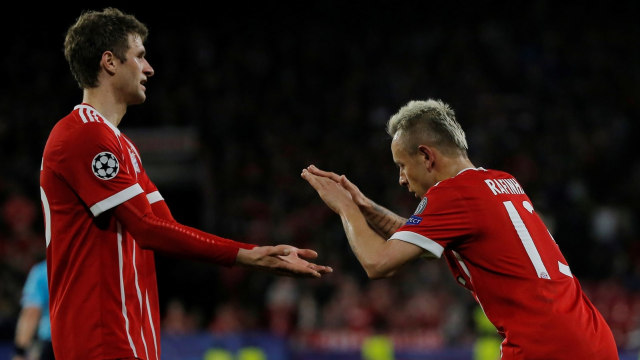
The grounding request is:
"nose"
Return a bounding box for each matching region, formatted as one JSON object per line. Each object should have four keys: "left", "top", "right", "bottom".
{"left": 143, "top": 59, "right": 154, "bottom": 77}
{"left": 398, "top": 171, "right": 408, "bottom": 188}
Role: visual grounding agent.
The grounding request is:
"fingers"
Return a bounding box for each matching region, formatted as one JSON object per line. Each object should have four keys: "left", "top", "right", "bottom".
{"left": 311, "top": 264, "right": 334, "bottom": 274}
{"left": 272, "top": 246, "right": 319, "bottom": 260}
{"left": 270, "top": 244, "right": 294, "bottom": 256}
{"left": 280, "top": 259, "right": 322, "bottom": 278}
{"left": 307, "top": 164, "right": 342, "bottom": 183}
{"left": 303, "top": 262, "right": 333, "bottom": 276}
{"left": 301, "top": 169, "right": 323, "bottom": 191}
{"left": 295, "top": 248, "right": 319, "bottom": 259}
{"left": 243, "top": 246, "right": 332, "bottom": 278}
{"left": 339, "top": 175, "right": 354, "bottom": 190}
{"left": 301, "top": 169, "right": 334, "bottom": 191}
{"left": 340, "top": 175, "right": 360, "bottom": 195}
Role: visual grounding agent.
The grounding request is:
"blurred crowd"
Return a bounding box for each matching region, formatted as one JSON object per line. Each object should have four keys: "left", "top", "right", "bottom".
{"left": 1, "top": 2, "right": 639, "bottom": 353}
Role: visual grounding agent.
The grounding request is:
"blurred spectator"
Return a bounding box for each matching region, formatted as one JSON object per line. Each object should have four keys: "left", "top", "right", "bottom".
{"left": 161, "top": 299, "right": 199, "bottom": 336}
{"left": 12, "top": 260, "right": 53, "bottom": 360}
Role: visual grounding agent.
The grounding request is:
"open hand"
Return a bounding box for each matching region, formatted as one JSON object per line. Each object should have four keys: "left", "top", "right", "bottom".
{"left": 236, "top": 245, "right": 333, "bottom": 278}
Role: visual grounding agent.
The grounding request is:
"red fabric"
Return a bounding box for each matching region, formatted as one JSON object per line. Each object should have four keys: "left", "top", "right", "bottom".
{"left": 114, "top": 193, "right": 254, "bottom": 263}
{"left": 392, "top": 168, "right": 618, "bottom": 359}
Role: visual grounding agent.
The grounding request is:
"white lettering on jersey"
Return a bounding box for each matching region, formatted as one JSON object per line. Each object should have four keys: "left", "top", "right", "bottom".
{"left": 485, "top": 178, "right": 525, "bottom": 195}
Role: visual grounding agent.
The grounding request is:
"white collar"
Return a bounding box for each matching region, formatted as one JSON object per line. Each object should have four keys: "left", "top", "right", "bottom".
{"left": 74, "top": 104, "right": 121, "bottom": 136}
{"left": 433, "top": 167, "right": 486, "bottom": 187}
{"left": 456, "top": 167, "right": 485, "bottom": 176}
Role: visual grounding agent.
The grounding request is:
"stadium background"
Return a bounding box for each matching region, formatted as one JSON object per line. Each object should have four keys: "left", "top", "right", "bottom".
{"left": 1, "top": 2, "right": 639, "bottom": 359}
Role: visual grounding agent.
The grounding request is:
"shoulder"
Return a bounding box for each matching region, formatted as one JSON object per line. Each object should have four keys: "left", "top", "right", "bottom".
{"left": 425, "top": 168, "right": 503, "bottom": 205}
{"left": 52, "top": 107, "right": 123, "bottom": 155}
{"left": 436, "top": 168, "right": 516, "bottom": 189}
{"left": 25, "top": 261, "right": 47, "bottom": 282}
{"left": 33, "top": 261, "right": 47, "bottom": 277}
{"left": 428, "top": 168, "right": 486, "bottom": 192}
{"left": 48, "top": 106, "right": 120, "bottom": 145}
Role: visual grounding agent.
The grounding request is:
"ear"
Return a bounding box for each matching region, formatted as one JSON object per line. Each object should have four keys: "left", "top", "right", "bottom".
{"left": 100, "top": 51, "right": 117, "bottom": 76}
{"left": 417, "top": 145, "right": 436, "bottom": 170}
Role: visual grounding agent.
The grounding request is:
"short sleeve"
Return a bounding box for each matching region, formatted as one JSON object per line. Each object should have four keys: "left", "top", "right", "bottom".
{"left": 390, "top": 184, "right": 473, "bottom": 258}
{"left": 21, "top": 262, "right": 48, "bottom": 308}
{"left": 57, "top": 123, "right": 143, "bottom": 216}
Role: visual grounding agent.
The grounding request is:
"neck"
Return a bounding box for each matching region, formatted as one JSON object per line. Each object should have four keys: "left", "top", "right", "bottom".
{"left": 435, "top": 156, "right": 475, "bottom": 183}
{"left": 82, "top": 88, "right": 127, "bottom": 127}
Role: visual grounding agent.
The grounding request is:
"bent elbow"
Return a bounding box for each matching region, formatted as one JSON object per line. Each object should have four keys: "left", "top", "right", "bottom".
{"left": 123, "top": 215, "right": 156, "bottom": 249}
{"left": 363, "top": 261, "right": 397, "bottom": 279}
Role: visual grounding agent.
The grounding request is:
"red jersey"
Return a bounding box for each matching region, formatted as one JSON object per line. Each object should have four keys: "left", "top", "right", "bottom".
{"left": 41, "top": 104, "right": 163, "bottom": 360}
{"left": 391, "top": 168, "right": 617, "bottom": 359}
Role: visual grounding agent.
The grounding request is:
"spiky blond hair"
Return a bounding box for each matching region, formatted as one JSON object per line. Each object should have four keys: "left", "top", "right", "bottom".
{"left": 387, "top": 99, "right": 468, "bottom": 156}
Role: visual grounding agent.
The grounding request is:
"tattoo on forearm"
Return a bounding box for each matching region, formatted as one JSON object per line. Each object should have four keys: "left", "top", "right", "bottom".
{"left": 363, "top": 203, "right": 406, "bottom": 238}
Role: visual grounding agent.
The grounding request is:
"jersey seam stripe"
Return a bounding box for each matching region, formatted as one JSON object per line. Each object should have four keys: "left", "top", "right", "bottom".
{"left": 145, "top": 291, "right": 159, "bottom": 360}
{"left": 132, "top": 245, "right": 143, "bottom": 314}
{"left": 117, "top": 221, "right": 138, "bottom": 358}
{"left": 140, "top": 327, "right": 149, "bottom": 360}
{"left": 40, "top": 187, "right": 51, "bottom": 247}
{"left": 390, "top": 231, "right": 444, "bottom": 258}
{"left": 90, "top": 184, "right": 144, "bottom": 216}
{"left": 453, "top": 250, "right": 472, "bottom": 279}
{"left": 131, "top": 244, "right": 149, "bottom": 358}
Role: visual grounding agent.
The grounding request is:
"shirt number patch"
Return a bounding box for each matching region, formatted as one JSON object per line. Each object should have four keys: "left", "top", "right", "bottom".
{"left": 92, "top": 152, "right": 119, "bottom": 180}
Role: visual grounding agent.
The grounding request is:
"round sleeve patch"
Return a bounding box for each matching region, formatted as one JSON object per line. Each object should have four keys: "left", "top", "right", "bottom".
{"left": 92, "top": 152, "right": 119, "bottom": 180}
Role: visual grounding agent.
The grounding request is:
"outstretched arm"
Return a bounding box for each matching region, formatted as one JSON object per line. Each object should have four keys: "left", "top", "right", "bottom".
{"left": 12, "top": 307, "right": 41, "bottom": 360}
{"left": 302, "top": 167, "right": 422, "bottom": 278}
{"left": 114, "top": 193, "right": 332, "bottom": 278}
{"left": 236, "top": 245, "right": 331, "bottom": 278}
{"left": 306, "top": 165, "right": 406, "bottom": 238}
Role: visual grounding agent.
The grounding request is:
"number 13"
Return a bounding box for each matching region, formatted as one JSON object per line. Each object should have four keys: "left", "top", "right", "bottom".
{"left": 503, "top": 200, "right": 572, "bottom": 280}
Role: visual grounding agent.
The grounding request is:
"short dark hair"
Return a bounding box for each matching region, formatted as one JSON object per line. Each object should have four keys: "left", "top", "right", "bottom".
{"left": 64, "top": 7, "right": 148, "bottom": 88}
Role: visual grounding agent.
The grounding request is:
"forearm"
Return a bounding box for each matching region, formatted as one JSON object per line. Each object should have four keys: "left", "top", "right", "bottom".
{"left": 115, "top": 195, "right": 255, "bottom": 266}
{"left": 339, "top": 204, "right": 395, "bottom": 279}
{"left": 14, "top": 307, "right": 40, "bottom": 348}
{"left": 134, "top": 213, "right": 252, "bottom": 264}
{"left": 359, "top": 200, "right": 407, "bottom": 239}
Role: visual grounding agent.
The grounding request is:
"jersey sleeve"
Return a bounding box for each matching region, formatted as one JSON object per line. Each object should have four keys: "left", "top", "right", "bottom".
{"left": 21, "top": 262, "right": 48, "bottom": 309}
{"left": 114, "top": 193, "right": 255, "bottom": 266}
{"left": 57, "top": 123, "right": 142, "bottom": 217}
{"left": 390, "top": 184, "right": 474, "bottom": 258}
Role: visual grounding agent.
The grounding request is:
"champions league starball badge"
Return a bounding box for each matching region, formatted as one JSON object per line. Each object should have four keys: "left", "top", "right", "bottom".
{"left": 92, "top": 152, "right": 119, "bottom": 180}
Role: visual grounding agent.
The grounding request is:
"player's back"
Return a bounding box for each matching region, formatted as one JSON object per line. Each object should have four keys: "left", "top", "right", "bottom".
{"left": 443, "top": 168, "right": 618, "bottom": 359}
